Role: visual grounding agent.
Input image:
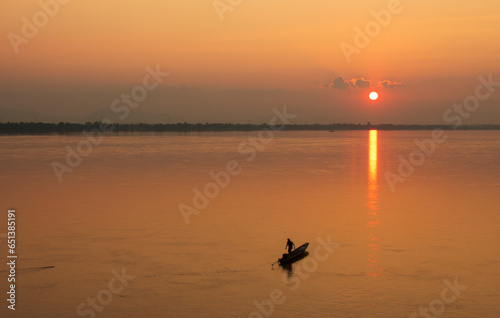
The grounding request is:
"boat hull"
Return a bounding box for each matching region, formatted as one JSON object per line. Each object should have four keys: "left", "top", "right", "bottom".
{"left": 278, "top": 242, "right": 309, "bottom": 265}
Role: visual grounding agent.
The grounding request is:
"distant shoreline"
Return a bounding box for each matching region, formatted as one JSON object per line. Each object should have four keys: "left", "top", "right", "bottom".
{"left": 1, "top": 122, "right": 500, "bottom": 134}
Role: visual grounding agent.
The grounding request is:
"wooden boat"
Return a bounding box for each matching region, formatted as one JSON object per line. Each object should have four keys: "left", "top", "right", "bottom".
{"left": 278, "top": 242, "right": 309, "bottom": 265}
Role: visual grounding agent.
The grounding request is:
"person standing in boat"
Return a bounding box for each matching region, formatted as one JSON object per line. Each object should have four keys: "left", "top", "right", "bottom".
{"left": 285, "top": 238, "right": 295, "bottom": 253}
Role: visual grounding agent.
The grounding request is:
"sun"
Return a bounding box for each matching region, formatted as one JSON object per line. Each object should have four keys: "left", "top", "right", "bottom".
{"left": 369, "top": 91, "right": 379, "bottom": 101}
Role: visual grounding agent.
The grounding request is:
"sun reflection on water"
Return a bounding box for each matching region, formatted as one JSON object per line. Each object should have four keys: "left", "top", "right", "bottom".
{"left": 367, "top": 130, "right": 382, "bottom": 277}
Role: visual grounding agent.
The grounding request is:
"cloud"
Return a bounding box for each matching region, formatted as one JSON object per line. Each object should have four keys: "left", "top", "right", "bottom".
{"left": 331, "top": 76, "right": 351, "bottom": 89}
{"left": 354, "top": 78, "right": 371, "bottom": 89}
{"left": 378, "top": 80, "right": 405, "bottom": 89}
{"left": 323, "top": 77, "right": 405, "bottom": 90}
{"left": 323, "top": 76, "right": 371, "bottom": 89}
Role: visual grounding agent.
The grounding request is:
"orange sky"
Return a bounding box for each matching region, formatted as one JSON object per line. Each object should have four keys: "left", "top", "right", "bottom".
{"left": 1, "top": 0, "right": 499, "bottom": 123}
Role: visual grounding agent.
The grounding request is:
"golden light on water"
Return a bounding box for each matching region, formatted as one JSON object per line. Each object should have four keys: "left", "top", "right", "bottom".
{"left": 367, "top": 130, "right": 382, "bottom": 277}
{"left": 368, "top": 130, "right": 378, "bottom": 188}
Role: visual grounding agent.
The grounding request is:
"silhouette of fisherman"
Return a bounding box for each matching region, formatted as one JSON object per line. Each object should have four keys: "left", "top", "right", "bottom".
{"left": 285, "top": 238, "right": 295, "bottom": 254}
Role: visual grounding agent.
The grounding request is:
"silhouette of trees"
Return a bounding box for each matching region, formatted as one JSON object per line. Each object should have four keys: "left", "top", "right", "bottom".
{"left": 0, "top": 121, "right": 499, "bottom": 134}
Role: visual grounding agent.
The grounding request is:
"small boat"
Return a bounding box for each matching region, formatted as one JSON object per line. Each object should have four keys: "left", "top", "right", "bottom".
{"left": 278, "top": 242, "right": 309, "bottom": 265}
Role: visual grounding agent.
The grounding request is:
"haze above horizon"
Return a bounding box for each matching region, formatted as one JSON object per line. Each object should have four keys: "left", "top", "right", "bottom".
{"left": 1, "top": 1, "right": 499, "bottom": 124}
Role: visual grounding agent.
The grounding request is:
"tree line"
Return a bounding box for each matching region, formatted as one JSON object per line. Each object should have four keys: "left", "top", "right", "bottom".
{"left": 1, "top": 121, "right": 499, "bottom": 134}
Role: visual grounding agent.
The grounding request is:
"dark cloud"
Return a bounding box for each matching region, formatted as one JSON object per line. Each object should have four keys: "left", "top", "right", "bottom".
{"left": 379, "top": 80, "right": 405, "bottom": 89}
{"left": 323, "top": 77, "right": 405, "bottom": 90}
{"left": 354, "top": 78, "right": 371, "bottom": 89}
{"left": 324, "top": 76, "right": 371, "bottom": 89}
{"left": 331, "top": 76, "right": 351, "bottom": 89}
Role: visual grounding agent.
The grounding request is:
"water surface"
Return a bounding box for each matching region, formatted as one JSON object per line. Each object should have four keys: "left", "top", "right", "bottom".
{"left": 0, "top": 130, "right": 499, "bottom": 317}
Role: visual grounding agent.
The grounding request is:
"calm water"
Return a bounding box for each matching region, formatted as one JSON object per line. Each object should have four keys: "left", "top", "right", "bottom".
{"left": 0, "top": 130, "right": 499, "bottom": 317}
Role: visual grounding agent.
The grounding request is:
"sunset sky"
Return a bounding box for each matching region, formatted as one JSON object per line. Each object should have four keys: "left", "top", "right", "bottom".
{"left": 1, "top": 0, "right": 499, "bottom": 124}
